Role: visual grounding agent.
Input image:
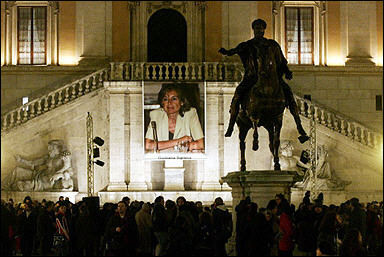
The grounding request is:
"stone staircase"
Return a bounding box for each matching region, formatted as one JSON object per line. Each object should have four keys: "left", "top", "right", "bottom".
{"left": 1, "top": 62, "right": 383, "bottom": 150}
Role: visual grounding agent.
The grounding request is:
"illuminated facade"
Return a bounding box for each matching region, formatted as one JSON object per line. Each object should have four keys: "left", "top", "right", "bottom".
{"left": 1, "top": 1, "right": 383, "bottom": 206}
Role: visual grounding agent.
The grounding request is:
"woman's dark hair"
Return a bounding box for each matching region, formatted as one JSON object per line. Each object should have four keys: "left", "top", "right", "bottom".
{"left": 318, "top": 210, "right": 338, "bottom": 234}
{"left": 339, "top": 228, "right": 366, "bottom": 256}
{"left": 176, "top": 196, "right": 187, "bottom": 206}
{"left": 157, "top": 84, "right": 191, "bottom": 117}
{"left": 266, "top": 199, "right": 278, "bottom": 211}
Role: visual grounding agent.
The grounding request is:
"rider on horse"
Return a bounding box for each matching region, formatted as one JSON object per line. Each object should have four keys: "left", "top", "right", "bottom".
{"left": 219, "top": 19, "right": 309, "bottom": 144}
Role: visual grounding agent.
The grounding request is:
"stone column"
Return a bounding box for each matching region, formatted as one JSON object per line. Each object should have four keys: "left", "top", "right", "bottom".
{"left": 163, "top": 160, "right": 185, "bottom": 191}
{"left": 126, "top": 82, "right": 148, "bottom": 190}
{"left": 202, "top": 84, "right": 223, "bottom": 190}
{"left": 105, "top": 82, "right": 128, "bottom": 191}
{"left": 76, "top": 1, "right": 111, "bottom": 65}
{"left": 342, "top": 1, "right": 375, "bottom": 66}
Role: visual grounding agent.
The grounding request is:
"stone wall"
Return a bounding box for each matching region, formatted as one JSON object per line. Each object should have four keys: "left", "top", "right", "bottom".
{"left": 1, "top": 81, "right": 382, "bottom": 206}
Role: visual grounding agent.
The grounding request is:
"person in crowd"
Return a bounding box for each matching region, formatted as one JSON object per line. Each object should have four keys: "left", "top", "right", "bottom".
{"left": 278, "top": 202, "right": 295, "bottom": 256}
{"left": 303, "top": 191, "right": 311, "bottom": 205}
{"left": 165, "top": 200, "right": 177, "bottom": 228}
{"left": 177, "top": 201, "right": 199, "bottom": 250}
{"left": 104, "top": 200, "right": 138, "bottom": 256}
{"left": 196, "top": 210, "right": 214, "bottom": 255}
{"left": 195, "top": 201, "right": 204, "bottom": 215}
{"left": 339, "top": 228, "right": 367, "bottom": 256}
{"left": 212, "top": 197, "right": 232, "bottom": 256}
{"left": 18, "top": 202, "right": 38, "bottom": 256}
{"left": 37, "top": 200, "right": 56, "bottom": 256}
{"left": 75, "top": 205, "right": 98, "bottom": 256}
{"left": 295, "top": 202, "right": 317, "bottom": 256}
{"left": 314, "top": 201, "right": 326, "bottom": 243}
{"left": 245, "top": 202, "right": 273, "bottom": 256}
{"left": 55, "top": 201, "right": 71, "bottom": 256}
{"left": 266, "top": 199, "right": 282, "bottom": 256}
{"left": 135, "top": 203, "right": 154, "bottom": 256}
{"left": 1, "top": 201, "right": 16, "bottom": 256}
{"left": 145, "top": 83, "right": 205, "bottom": 152}
{"left": 347, "top": 197, "right": 367, "bottom": 246}
{"left": 152, "top": 196, "right": 168, "bottom": 256}
{"left": 275, "top": 193, "right": 289, "bottom": 216}
{"left": 366, "top": 203, "right": 382, "bottom": 255}
{"left": 166, "top": 215, "right": 194, "bottom": 256}
{"left": 235, "top": 196, "right": 252, "bottom": 256}
{"left": 317, "top": 211, "right": 342, "bottom": 256}
{"left": 316, "top": 240, "right": 337, "bottom": 256}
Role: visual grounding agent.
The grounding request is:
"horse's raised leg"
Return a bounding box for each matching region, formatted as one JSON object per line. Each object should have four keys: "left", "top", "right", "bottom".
{"left": 273, "top": 116, "right": 283, "bottom": 170}
{"left": 238, "top": 121, "right": 251, "bottom": 172}
{"left": 251, "top": 119, "right": 260, "bottom": 151}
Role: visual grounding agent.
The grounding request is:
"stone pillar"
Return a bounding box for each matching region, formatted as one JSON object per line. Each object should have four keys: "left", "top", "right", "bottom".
{"left": 126, "top": 82, "right": 148, "bottom": 190}
{"left": 76, "top": 1, "right": 112, "bottom": 66}
{"left": 163, "top": 160, "right": 185, "bottom": 191}
{"left": 343, "top": 1, "right": 375, "bottom": 66}
{"left": 202, "top": 84, "right": 223, "bottom": 190}
{"left": 105, "top": 82, "right": 128, "bottom": 191}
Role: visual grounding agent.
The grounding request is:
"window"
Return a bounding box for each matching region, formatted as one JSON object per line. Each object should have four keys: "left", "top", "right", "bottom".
{"left": 285, "top": 7, "right": 314, "bottom": 65}
{"left": 376, "top": 95, "right": 383, "bottom": 111}
{"left": 17, "top": 6, "right": 47, "bottom": 64}
{"left": 272, "top": 1, "right": 325, "bottom": 66}
{"left": 3, "top": 1, "right": 58, "bottom": 66}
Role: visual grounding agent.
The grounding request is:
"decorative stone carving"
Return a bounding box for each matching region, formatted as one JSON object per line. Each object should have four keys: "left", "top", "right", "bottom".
{"left": 294, "top": 145, "right": 352, "bottom": 190}
{"left": 1, "top": 140, "right": 74, "bottom": 192}
{"left": 147, "top": 1, "right": 187, "bottom": 14}
{"left": 272, "top": 140, "right": 309, "bottom": 175}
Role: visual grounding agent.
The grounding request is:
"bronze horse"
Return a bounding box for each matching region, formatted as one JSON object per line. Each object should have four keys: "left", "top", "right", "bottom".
{"left": 236, "top": 43, "right": 286, "bottom": 171}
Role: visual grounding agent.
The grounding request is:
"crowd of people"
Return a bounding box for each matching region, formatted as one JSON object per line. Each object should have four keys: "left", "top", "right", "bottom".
{"left": 1, "top": 192, "right": 382, "bottom": 256}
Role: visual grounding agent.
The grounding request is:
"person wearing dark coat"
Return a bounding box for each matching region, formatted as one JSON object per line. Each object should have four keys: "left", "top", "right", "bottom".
{"left": 1, "top": 203, "right": 15, "bottom": 256}
{"left": 75, "top": 205, "right": 98, "bottom": 256}
{"left": 347, "top": 198, "right": 367, "bottom": 246}
{"left": 37, "top": 200, "right": 56, "bottom": 256}
{"left": 104, "top": 201, "right": 138, "bottom": 256}
{"left": 235, "top": 197, "right": 251, "bottom": 256}
{"left": 152, "top": 196, "right": 168, "bottom": 256}
{"left": 295, "top": 205, "right": 317, "bottom": 256}
{"left": 212, "top": 197, "right": 232, "bottom": 256}
{"left": 317, "top": 211, "right": 340, "bottom": 255}
{"left": 166, "top": 215, "right": 194, "bottom": 256}
{"left": 18, "top": 202, "right": 38, "bottom": 256}
{"left": 244, "top": 202, "right": 273, "bottom": 256}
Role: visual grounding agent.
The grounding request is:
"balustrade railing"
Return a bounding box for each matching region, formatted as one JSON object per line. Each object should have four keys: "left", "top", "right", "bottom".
{"left": 109, "top": 62, "right": 243, "bottom": 82}
{"left": 1, "top": 68, "right": 110, "bottom": 132}
{"left": 2, "top": 62, "right": 382, "bottom": 150}
{"left": 294, "top": 95, "right": 383, "bottom": 149}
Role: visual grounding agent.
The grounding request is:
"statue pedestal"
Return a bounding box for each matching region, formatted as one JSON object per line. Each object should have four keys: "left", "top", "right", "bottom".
{"left": 163, "top": 160, "right": 185, "bottom": 191}
{"left": 222, "top": 170, "right": 303, "bottom": 208}
{"left": 222, "top": 170, "right": 302, "bottom": 256}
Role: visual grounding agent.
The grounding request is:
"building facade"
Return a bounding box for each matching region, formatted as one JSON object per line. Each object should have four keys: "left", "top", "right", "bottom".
{"left": 1, "top": 1, "right": 383, "bottom": 206}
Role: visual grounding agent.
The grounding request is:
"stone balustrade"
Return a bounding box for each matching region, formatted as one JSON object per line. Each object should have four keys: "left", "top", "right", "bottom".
{"left": 109, "top": 62, "right": 243, "bottom": 81}
{"left": 1, "top": 68, "right": 110, "bottom": 132}
{"left": 294, "top": 95, "right": 383, "bottom": 149}
{"left": 1, "top": 62, "right": 382, "bottom": 150}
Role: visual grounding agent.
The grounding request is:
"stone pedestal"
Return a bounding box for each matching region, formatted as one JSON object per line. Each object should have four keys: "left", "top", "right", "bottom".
{"left": 222, "top": 170, "right": 302, "bottom": 256}
{"left": 163, "top": 160, "right": 185, "bottom": 191}
{"left": 222, "top": 170, "right": 303, "bottom": 208}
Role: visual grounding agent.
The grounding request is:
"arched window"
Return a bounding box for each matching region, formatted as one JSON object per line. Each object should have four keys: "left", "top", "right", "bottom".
{"left": 147, "top": 9, "right": 187, "bottom": 62}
